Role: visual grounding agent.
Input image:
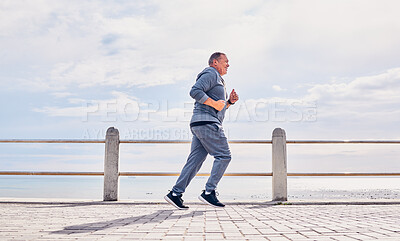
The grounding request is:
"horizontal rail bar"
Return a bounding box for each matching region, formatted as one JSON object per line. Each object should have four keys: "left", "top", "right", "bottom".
{"left": 2, "top": 139, "right": 400, "bottom": 144}
{"left": 120, "top": 140, "right": 272, "bottom": 144}
{"left": 1, "top": 172, "right": 399, "bottom": 176}
{"left": 119, "top": 172, "right": 272, "bottom": 176}
{"left": 0, "top": 171, "right": 104, "bottom": 176}
{"left": 287, "top": 173, "right": 400, "bottom": 176}
{"left": 0, "top": 171, "right": 271, "bottom": 176}
{"left": 286, "top": 140, "right": 400, "bottom": 144}
{"left": 0, "top": 139, "right": 105, "bottom": 143}
{"left": 0, "top": 139, "right": 270, "bottom": 144}
{"left": 120, "top": 140, "right": 190, "bottom": 144}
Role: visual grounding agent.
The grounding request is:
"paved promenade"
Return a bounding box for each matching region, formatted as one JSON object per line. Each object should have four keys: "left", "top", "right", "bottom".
{"left": 0, "top": 200, "right": 399, "bottom": 240}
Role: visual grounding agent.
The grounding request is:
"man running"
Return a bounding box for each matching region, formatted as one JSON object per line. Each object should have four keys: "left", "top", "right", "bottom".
{"left": 164, "top": 52, "right": 239, "bottom": 209}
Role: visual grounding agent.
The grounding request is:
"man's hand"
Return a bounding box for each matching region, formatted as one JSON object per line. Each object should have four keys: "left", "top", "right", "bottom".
{"left": 213, "top": 100, "right": 226, "bottom": 111}
{"left": 229, "top": 89, "right": 239, "bottom": 104}
{"left": 204, "top": 98, "right": 226, "bottom": 111}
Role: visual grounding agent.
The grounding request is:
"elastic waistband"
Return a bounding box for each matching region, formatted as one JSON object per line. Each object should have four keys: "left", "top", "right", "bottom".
{"left": 190, "top": 121, "right": 218, "bottom": 127}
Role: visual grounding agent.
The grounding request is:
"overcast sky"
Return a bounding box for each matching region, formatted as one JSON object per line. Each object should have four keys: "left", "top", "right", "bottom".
{"left": 1, "top": 0, "right": 400, "bottom": 174}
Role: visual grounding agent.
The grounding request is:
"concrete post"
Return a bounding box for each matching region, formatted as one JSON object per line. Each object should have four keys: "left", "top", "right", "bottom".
{"left": 272, "top": 128, "right": 287, "bottom": 201}
{"left": 103, "top": 127, "right": 120, "bottom": 201}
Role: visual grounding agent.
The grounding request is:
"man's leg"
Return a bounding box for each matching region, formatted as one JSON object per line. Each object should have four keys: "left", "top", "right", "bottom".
{"left": 191, "top": 123, "right": 231, "bottom": 193}
{"left": 171, "top": 134, "right": 208, "bottom": 195}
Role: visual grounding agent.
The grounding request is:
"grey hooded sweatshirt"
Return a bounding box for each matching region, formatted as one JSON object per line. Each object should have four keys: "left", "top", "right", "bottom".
{"left": 189, "top": 66, "right": 228, "bottom": 125}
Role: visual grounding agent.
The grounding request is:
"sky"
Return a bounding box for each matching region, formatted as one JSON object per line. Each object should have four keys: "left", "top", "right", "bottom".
{"left": 1, "top": 0, "right": 400, "bottom": 175}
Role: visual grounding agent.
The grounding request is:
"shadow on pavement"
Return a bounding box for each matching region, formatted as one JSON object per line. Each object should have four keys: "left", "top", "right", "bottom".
{"left": 50, "top": 209, "right": 205, "bottom": 234}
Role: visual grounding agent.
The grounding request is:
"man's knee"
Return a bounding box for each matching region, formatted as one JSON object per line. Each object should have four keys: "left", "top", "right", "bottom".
{"left": 217, "top": 152, "right": 231, "bottom": 162}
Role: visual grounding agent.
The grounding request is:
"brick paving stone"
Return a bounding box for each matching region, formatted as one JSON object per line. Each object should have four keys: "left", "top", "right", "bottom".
{"left": 329, "top": 236, "right": 360, "bottom": 241}
{"left": 266, "top": 235, "right": 291, "bottom": 241}
{"left": 283, "top": 233, "right": 309, "bottom": 240}
{"left": 1, "top": 203, "right": 400, "bottom": 240}
{"left": 183, "top": 237, "right": 204, "bottom": 241}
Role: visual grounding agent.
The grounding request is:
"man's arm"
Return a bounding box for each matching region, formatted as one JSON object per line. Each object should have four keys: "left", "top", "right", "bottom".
{"left": 190, "top": 71, "right": 227, "bottom": 111}
{"left": 189, "top": 71, "right": 214, "bottom": 104}
{"left": 203, "top": 98, "right": 225, "bottom": 111}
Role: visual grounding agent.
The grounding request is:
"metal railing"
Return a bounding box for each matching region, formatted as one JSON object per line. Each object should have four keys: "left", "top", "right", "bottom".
{"left": 2, "top": 171, "right": 400, "bottom": 177}
{"left": 1, "top": 127, "right": 400, "bottom": 201}
{"left": 1, "top": 139, "right": 399, "bottom": 177}
{"left": 3, "top": 139, "right": 399, "bottom": 144}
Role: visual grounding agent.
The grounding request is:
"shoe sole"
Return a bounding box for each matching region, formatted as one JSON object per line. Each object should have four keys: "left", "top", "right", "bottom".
{"left": 164, "top": 195, "right": 189, "bottom": 210}
{"left": 198, "top": 195, "right": 225, "bottom": 208}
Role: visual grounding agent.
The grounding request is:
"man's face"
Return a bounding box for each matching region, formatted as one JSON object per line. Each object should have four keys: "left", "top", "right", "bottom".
{"left": 213, "top": 55, "right": 229, "bottom": 76}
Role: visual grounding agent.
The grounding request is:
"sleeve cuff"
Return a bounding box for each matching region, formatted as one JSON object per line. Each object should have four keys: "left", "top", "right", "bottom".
{"left": 198, "top": 94, "right": 209, "bottom": 104}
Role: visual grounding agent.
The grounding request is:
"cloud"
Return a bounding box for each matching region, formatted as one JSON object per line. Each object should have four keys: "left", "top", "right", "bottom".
{"left": 31, "top": 65, "right": 400, "bottom": 141}
{"left": 271, "top": 1, "right": 400, "bottom": 61}
{"left": 33, "top": 91, "right": 140, "bottom": 120}
{"left": 3, "top": 1, "right": 400, "bottom": 138}
{"left": 307, "top": 67, "right": 400, "bottom": 116}
{"left": 223, "top": 66, "right": 400, "bottom": 139}
{"left": 51, "top": 92, "right": 75, "bottom": 98}
{"left": 48, "top": 54, "right": 196, "bottom": 89}
{"left": 2, "top": 0, "right": 400, "bottom": 94}
{"left": 0, "top": 1, "right": 282, "bottom": 91}
{"left": 272, "top": 85, "right": 286, "bottom": 92}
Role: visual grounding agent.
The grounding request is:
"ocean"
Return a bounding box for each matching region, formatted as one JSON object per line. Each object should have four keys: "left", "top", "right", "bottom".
{"left": 0, "top": 176, "right": 399, "bottom": 201}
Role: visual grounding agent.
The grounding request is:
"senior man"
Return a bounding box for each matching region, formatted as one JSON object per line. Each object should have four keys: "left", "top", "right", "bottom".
{"left": 164, "top": 52, "right": 239, "bottom": 209}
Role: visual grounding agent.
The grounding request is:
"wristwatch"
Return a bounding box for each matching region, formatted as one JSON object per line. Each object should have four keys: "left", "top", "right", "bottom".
{"left": 228, "top": 99, "right": 235, "bottom": 105}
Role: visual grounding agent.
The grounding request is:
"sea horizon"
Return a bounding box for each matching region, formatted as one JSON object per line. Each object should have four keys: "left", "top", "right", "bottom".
{"left": 0, "top": 176, "right": 399, "bottom": 201}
